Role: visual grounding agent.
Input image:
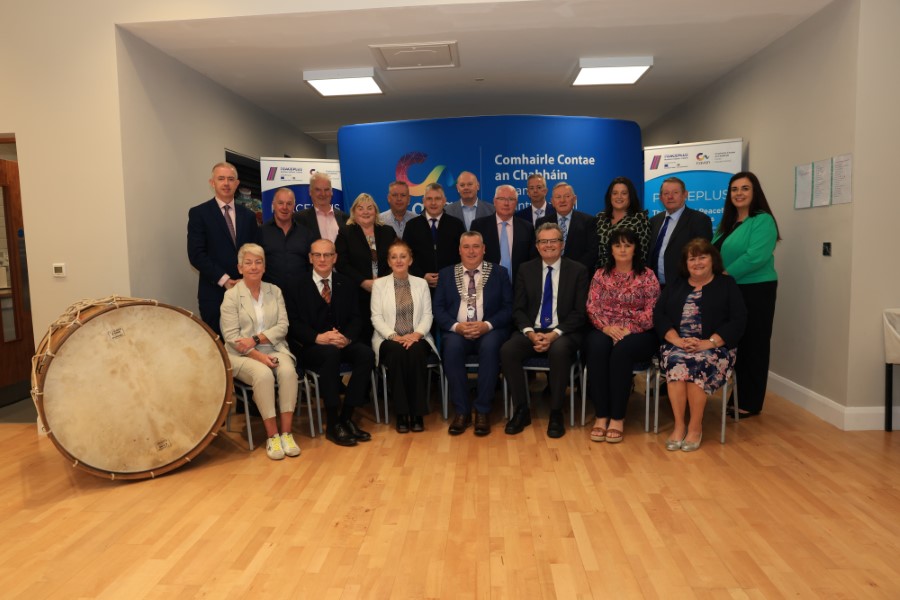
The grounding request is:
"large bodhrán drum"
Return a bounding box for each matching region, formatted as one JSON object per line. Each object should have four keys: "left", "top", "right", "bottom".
{"left": 31, "top": 297, "right": 232, "bottom": 480}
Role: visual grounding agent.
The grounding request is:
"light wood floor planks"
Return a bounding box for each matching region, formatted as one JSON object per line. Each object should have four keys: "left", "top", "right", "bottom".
{"left": 1, "top": 387, "right": 898, "bottom": 599}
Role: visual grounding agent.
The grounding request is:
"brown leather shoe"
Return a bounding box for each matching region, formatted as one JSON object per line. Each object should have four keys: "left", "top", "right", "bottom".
{"left": 474, "top": 412, "right": 490, "bottom": 437}
{"left": 448, "top": 412, "right": 471, "bottom": 435}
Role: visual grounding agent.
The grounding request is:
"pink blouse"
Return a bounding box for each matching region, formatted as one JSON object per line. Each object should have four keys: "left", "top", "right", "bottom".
{"left": 586, "top": 267, "right": 660, "bottom": 333}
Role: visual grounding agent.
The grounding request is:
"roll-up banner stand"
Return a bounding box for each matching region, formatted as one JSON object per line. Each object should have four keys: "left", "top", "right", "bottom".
{"left": 260, "top": 158, "right": 343, "bottom": 222}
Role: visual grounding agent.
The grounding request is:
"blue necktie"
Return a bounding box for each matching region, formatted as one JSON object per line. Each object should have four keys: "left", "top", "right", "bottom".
{"left": 559, "top": 215, "right": 569, "bottom": 243}
{"left": 499, "top": 221, "right": 512, "bottom": 282}
{"left": 651, "top": 215, "right": 671, "bottom": 281}
{"left": 540, "top": 266, "right": 554, "bottom": 328}
{"left": 430, "top": 218, "right": 438, "bottom": 245}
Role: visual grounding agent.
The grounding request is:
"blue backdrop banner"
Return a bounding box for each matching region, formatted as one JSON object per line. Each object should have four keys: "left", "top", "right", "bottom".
{"left": 337, "top": 115, "right": 643, "bottom": 217}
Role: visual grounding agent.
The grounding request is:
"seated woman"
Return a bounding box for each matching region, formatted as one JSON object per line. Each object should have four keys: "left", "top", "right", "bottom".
{"left": 221, "top": 243, "right": 300, "bottom": 460}
{"left": 370, "top": 239, "right": 437, "bottom": 433}
{"left": 653, "top": 238, "right": 746, "bottom": 452}
{"left": 595, "top": 176, "right": 652, "bottom": 268}
{"left": 584, "top": 228, "right": 660, "bottom": 443}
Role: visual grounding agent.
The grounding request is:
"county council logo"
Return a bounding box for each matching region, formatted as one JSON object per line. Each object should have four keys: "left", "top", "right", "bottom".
{"left": 395, "top": 152, "right": 454, "bottom": 195}
{"left": 696, "top": 153, "right": 709, "bottom": 161}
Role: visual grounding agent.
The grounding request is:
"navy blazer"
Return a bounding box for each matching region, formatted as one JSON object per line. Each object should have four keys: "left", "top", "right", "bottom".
{"left": 287, "top": 270, "right": 365, "bottom": 348}
{"left": 535, "top": 209, "right": 598, "bottom": 271}
{"left": 470, "top": 215, "right": 536, "bottom": 283}
{"left": 187, "top": 198, "right": 259, "bottom": 330}
{"left": 432, "top": 263, "right": 513, "bottom": 333}
{"left": 515, "top": 203, "right": 556, "bottom": 226}
{"left": 403, "top": 213, "right": 466, "bottom": 278}
{"left": 653, "top": 274, "right": 747, "bottom": 348}
{"left": 295, "top": 206, "right": 347, "bottom": 240}
{"left": 512, "top": 257, "right": 589, "bottom": 335}
{"left": 649, "top": 206, "right": 713, "bottom": 284}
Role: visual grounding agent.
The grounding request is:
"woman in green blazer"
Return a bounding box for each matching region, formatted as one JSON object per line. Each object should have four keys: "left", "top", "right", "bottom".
{"left": 713, "top": 172, "right": 780, "bottom": 417}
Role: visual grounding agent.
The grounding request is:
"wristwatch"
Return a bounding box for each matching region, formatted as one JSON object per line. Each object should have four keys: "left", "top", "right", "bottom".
{"left": 252, "top": 335, "right": 261, "bottom": 345}
{"left": 708, "top": 336, "right": 717, "bottom": 347}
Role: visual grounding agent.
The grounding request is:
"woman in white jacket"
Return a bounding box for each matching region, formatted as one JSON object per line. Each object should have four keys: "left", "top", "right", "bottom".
{"left": 371, "top": 239, "right": 437, "bottom": 432}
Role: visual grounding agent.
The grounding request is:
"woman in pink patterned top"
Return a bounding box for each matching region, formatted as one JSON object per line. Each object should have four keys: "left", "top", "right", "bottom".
{"left": 583, "top": 228, "right": 660, "bottom": 443}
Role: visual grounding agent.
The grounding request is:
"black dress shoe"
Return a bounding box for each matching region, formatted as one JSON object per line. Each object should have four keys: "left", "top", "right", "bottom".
{"left": 547, "top": 409, "right": 565, "bottom": 438}
{"left": 343, "top": 419, "right": 371, "bottom": 442}
{"left": 448, "top": 412, "right": 471, "bottom": 435}
{"left": 474, "top": 412, "right": 491, "bottom": 437}
{"left": 396, "top": 414, "right": 410, "bottom": 434}
{"left": 505, "top": 406, "right": 531, "bottom": 435}
{"left": 411, "top": 415, "right": 425, "bottom": 432}
{"left": 726, "top": 407, "right": 760, "bottom": 420}
{"left": 326, "top": 422, "right": 358, "bottom": 447}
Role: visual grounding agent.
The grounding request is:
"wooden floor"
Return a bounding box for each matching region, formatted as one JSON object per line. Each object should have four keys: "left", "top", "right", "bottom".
{"left": 1, "top": 384, "right": 899, "bottom": 599}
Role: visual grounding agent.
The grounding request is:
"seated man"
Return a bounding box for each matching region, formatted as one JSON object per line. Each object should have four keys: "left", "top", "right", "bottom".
{"left": 500, "top": 223, "right": 589, "bottom": 438}
{"left": 433, "top": 231, "right": 512, "bottom": 436}
{"left": 287, "top": 239, "right": 375, "bottom": 447}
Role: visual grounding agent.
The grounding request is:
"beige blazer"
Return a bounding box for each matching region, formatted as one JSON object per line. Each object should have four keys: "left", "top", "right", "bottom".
{"left": 220, "top": 280, "right": 295, "bottom": 361}
{"left": 370, "top": 274, "right": 437, "bottom": 363}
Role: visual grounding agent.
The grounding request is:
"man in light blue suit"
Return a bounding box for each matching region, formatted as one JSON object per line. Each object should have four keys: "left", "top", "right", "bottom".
{"left": 444, "top": 171, "right": 495, "bottom": 230}
{"left": 433, "top": 231, "right": 512, "bottom": 436}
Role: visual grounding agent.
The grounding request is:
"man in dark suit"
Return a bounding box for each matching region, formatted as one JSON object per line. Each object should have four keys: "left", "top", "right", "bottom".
{"left": 649, "top": 176, "right": 713, "bottom": 285}
{"left": 471, "top": 185, "right": 535, "bottom": 284}
{"left": 444, "top": 171, "right": 495, "bottom": 230}
{"left": 433, "top": 231, "right": 513, "bottom": 436}
{"left": 187, "top": 161, "right": 259, "bottom": 335}
{"left": 287, "top": 239, "right": 376, "bottom": 447}
{"left": 403, "top": 182, "right": 466, "bottom": 289}
{"left": 535, "top": 182, "right": 598, "bottom": 271}
{"left": 295, "top": 172, "right": 347, "bottom": 242}
{"left": 501, "top": 223, "right": 589, "bottom": 438}
{"left": 515, "top": 173, "right": 556, "bottom": 226}
{"left": 259, "top": 187, "right": 314, "bottom": 308}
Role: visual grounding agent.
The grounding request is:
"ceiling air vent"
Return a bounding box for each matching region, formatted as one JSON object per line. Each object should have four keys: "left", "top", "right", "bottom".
{"left": 370, "top": 41, "right": 459, "bottom": 70}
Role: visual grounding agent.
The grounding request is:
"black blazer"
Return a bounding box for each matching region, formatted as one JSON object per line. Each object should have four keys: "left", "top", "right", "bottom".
{"left": 649, "top": 206, "right": 713, "bottom": 284}
{"left": 432, "top": 263, "right": 513, "bottom": 333}
{"left": 515, "top": 203, "right": 556, "bottom": 225}
{"left": 512, "top": 257, "right": 589, "bottom": 335}
{"left": 403, "top": 213, "right": 466, "bottom": 278}
{"left": 653, "top": 275, "right": 747, "bottom": 348}
{"left": 295, "top": 206, "right": 347, "bottom": 240}
{"left": 535, "top": 210, "right": 598, "bottom": 271}
{"left": 288, "top": 270, "right": 365, "bottom": 348}
{"left": 471, "top": 215, "right": 536, "bottom": 282}
{"left": 334, "top": 224, "right": 396, "bottom": 287}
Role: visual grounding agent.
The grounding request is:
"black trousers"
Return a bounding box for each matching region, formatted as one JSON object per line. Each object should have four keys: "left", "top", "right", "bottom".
{"left": 501, "top": 331, "right": 581, "bottom": 411}
{"left": 300, "top": 341, "right": 374, "bottom": 422}
{"left": 734, "top": 280, "right": 777, "bottom": 413}
{"left": 379, "top": 339, "right": 430, "bottom": 416}
{"left": 584, "top": 329, "right": 658, "bottom": 420}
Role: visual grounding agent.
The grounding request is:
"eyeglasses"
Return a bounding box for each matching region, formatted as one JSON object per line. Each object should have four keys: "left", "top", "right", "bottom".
{"left": 536, "top": 238, "right": 563, "bottom": 246}
{"left": 310, "top": 252, "right": 336, "bottom": 259}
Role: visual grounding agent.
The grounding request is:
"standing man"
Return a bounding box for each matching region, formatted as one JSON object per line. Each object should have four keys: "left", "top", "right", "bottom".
{"left": 259, "top": 187, "right": 314, "bottom": 306}
{"left": 187, "top": 161, "right": 259, "bottom": 335}
{"left": 535, "top": 182, "right": 598, "bottom": 271}
{"left": 295, "top": 172, "right": 347, "bottom": 242}
{"left": 501, "top": 223, "right": 589, "bottom": 439}
{"left": 379, "top": 180, "right": 416, "bottom": 237}
{"left": 433, "top": 231, "right": 513, "bottom": 436}
{"left": 648, "top": 176, "right": 713, "bottom": 285}
{"left": 403, "top": 183, "right": 466, "bottom": 289}
{"left": 445, "top": 171, "right": 495, "bottom": 230}
{"left": 471, "top": 185, "right": 535, "bottom": 284}
{"left": 287, "top": 239, "right": 375, "bottom": 447}
{"left": 515, "top": 173, "right": 556, "bottom": 226}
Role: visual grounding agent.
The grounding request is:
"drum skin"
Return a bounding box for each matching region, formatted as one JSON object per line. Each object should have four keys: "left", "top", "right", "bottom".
{"left": 32, "top": 299, "right": 232, "bottom": 480}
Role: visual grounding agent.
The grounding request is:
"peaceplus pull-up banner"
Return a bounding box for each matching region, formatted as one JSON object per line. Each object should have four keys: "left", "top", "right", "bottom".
{"left": 337, "top": 115, "right": 643, "bottom": 216}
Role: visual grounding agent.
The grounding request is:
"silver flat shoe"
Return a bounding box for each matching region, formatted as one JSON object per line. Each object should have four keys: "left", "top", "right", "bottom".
{"left": 665, "top": 435, "right": 685, "bottom": 451}
{"left": 681, "top": 434, "right": 703, "bottom": 452}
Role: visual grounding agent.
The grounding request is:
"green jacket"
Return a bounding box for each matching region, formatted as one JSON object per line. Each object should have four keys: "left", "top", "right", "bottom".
{"left": 712, "top": 212, "right": 778, "bottom": 284}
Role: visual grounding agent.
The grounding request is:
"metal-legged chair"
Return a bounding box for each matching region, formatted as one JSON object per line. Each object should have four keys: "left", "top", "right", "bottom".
{"left": 580, "top": 358, "right": 658, "bottom": 431}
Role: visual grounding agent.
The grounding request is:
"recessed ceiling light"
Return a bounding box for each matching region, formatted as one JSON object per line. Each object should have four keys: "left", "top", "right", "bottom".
{"left": 573, "top": 56, "right": 653, "bottom": 86}
{"left": 303, "top": 67, "right": 383, "bottom": 96}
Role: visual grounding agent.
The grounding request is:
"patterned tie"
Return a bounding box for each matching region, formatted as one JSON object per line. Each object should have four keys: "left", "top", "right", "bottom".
{"left": 499, "top": 221, "right": 512, "bottom": 282}
{"left": 535, "top": 208, "right": 544, "bottom": 222}
{"left": 430, "top": 218, "right": 438, "bottom": 245}
{"left": 320, "top": 278, "right": 331, "bottom": 304}
{"left": 559, "top": 215, "right": 569, "bottom": 244}
{"left": 223, "top": 204, "right": 236, "bottom": 245}
{"left": 540, "top": 266, "right": 554, "bottom": 328}
{"left": 466, "top": 269, "right": 478, "bottom": 322}
{"left": 651, "top": 215, "right": 671, "bottom": 281}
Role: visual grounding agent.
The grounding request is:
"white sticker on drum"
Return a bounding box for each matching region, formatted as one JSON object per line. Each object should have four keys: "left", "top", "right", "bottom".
{"left": 107, "top": 327, "right": 125, "bottom": 340}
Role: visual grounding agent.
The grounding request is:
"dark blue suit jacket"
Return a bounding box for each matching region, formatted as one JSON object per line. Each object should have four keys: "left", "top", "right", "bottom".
{"left": 470, "top": 215, "right": 536, "bottom": 283}
{"left": 187, "top": 198, "right": 259, "bottom": 332}
{"left": 433, "top": 263, "right": 513, "bottom": 334}
{"left": 515, "top": 203, "right": 556, "bottom": 226}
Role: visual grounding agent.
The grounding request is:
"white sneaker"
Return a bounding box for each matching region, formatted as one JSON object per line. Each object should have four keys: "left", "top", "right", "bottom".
{"left": 266, "top": 435, "right": 285, "bottom": 460}
{"left": 280, "top": 432, "right": 301, "bottom": 457}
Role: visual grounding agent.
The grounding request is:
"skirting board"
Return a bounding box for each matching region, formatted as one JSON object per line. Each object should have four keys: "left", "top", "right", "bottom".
{"left": 768, "top": 372, "right": 899, "bottom": 431}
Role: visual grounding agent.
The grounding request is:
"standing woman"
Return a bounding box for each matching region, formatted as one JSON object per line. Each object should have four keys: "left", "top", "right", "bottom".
{"left": 371, "top": 239, "right": 438, "bottom": 433}
{"left": 595, "top": 176, "right": 652, "bottom": 268}
{"left": 712, "top": 172, "right": 780, "bottom": 418}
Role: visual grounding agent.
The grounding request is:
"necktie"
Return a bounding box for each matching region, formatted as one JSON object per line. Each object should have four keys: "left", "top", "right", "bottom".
{"left": 559, "top": 215, "right": 569, "bottom": 243}
{"left": 466, "top": 269, "right": 478, "bottom": 321}
{"left": 223, "top": 204, "right": 236, "bottom": 245}
{"left": 320, "top": 278, "right": 331, "bottom": 304}
{"left": 540, "top": 266, "right": 554, "bottom": 329}
{"left": 535, "top": 208, "right": 543, "bottom": 222}
{"left": 499, "top": 221, "right": 512, "bottom": 282}
{"left": 430, "top": 218, "right": 438, "bottom": 245}
{"left": 651, "top": 215, "right": 671, "bottom": 280}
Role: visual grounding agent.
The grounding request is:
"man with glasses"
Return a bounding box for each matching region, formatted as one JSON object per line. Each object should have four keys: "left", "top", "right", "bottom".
{"left": 287, "top": 239, "right": 375, "bottom": 447}
{"left": 471, "top": 185, "right": 535, "bottom": 283}
{"left": 535, "top": 182, "right": 598, "bottom": 271}
{"left": 501, "top": 223, "right": 589, "bottom": 438}
{"left": 515, "top": 173, "right": 556, "bottom": 226}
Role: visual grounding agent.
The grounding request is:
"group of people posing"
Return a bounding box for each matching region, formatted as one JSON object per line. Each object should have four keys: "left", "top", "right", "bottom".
{"left": 188, "top": 163, "right": 779, "bottom": 459}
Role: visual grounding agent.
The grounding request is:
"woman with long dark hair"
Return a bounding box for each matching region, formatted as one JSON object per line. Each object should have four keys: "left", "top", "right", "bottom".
{"left": 595, "top": 176, "right": 652, "bottom": 268}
